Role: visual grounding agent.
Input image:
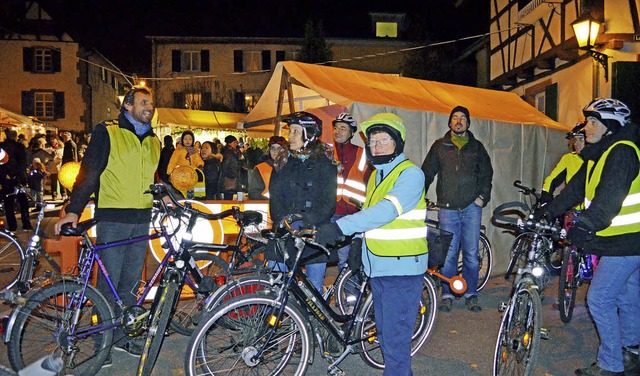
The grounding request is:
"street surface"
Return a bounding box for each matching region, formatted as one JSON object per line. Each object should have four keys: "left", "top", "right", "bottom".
{"left": 0, "top": 207, "right": 598, "bottom": 375}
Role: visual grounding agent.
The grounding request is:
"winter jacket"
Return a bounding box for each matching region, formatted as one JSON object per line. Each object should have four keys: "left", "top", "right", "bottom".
{"left": 219, "top": 145, "right": 241, "bottom": 192}
{"left": 544, "top": 124, "right": 640, "bottom": 256}
{"left": 421, "top": 130, "right": 493, "bottom": 209}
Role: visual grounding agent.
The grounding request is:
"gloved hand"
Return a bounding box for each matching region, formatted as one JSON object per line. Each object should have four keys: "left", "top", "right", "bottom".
{"left": 530, "top": 209, "right": 550, "bottom": 222}
{"left": 348, "top": 237, "right": 363, "bottom": 272}
{"left": 540, "top": 191, "right": 553, "bottom": 205}
{"left": 566, "top": 218, "right": 595, "bottom": 249}
{"left": 314, "top": 222, "right": 344, "bottom": 248}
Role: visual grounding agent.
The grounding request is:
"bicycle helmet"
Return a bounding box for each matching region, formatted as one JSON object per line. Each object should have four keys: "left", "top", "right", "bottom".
{"left": 565, "top": 122, "right": 586, "bottom": 139}
{"left": 582, "top": 98, "right": 631, "bottom": 133}
{"left": 360, "top": 113, "right": 407, "bottom": 164}
{"left": 282, "top": 111, "right": 322, "bottom": 144}
{"left": 332, "top": 113, "right": 358, "bottom": 132}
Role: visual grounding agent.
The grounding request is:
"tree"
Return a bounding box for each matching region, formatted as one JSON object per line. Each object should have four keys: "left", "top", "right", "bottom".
{"left": 298, "top": 20, "right": 332, "bottom": 64}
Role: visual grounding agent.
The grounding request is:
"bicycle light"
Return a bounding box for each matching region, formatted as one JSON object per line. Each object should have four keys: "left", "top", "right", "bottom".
{"left": 532, "top": 265, "right": 545, "bottom": 278}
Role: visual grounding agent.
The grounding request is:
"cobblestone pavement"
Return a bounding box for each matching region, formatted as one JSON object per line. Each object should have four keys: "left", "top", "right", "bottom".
{"left": 1, "top": 207, "right": 598, "bottom": 375}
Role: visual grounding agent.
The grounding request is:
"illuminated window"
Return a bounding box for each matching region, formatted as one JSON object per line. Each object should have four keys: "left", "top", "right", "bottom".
{"left": 376, "top": 22, "right": 398, "bottom": 38}
{"left": 535, "top": 92, "right": 546, "bottom": 112}
{"left": 182, "top": 51, "right": 201, "bottom": 72}
{"left": 245, "top": 94, "right": 261, "bottom": 112}
{"left": 34, "top": 92, "right": 54, "bottom": 119}
{"left": 185, "top": 93, "right": 202, "bottom": 110}
{"left": 245, "top": 51, "right": 261, "bottom": 72}
{"left": 34, "top": 47, "right": 53, "bottom": 72}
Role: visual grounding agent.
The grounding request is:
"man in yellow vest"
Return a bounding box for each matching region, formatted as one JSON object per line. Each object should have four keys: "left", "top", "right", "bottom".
{"left": 54, "top": 86, "right": 161, "bottom": 360}
{"left": 535, "top": 98, "right": 640, "bottom": 376}
{"left": 248, "top": 135, "right": 286, "bottom": 200}
{"left": 540, "top": 122, "right": 586, "bottom": 203}
{"left": 316, "top": 113, "right": 428, "bottom": 376}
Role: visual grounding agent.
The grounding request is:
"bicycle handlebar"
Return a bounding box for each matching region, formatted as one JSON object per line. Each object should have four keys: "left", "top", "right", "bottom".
{"left": 277, "top": 214, "right": 331, "bottom": 256}
{"left": 492, "top": 201, "right": 564, "bottom": 237}
{"left": 513, "top": 180, "right": 541, "bottom": 201}
{"left": 146, "top": 183, "right": 240, "bottom": 222}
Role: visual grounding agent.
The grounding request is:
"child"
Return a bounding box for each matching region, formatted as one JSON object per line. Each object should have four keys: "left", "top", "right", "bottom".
{"left": 28, "top": 158, "right": 48, "bottom": 203}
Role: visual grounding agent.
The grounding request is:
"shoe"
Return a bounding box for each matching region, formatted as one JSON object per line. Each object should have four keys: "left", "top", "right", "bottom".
{"left": 624, "top": 347, "right": 640, "bottom": 376}
{"left": 102, "top": 352, "right": 112, "bottom": 368}
{"left": 438, "top": 298, "right": 453, "bottom": 312}
{"left": 575, "top": 363, "right": 624, "bottom": 375}
{"left": 465, "top": 296, "right": 482, "bottom": 312}
{"left": 113, "top": 338, "right": 144, "bottom": 357}
{"left": 7, "top": 227, "right": 17, "bottom": 232}
{"left": 22, "top": 225, "right": 34, "bottom": 231}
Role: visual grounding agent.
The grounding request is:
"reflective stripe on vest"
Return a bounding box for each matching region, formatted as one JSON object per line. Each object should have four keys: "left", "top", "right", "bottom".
{"left": 363, "top": 159, "right": 427, "bottom": 257}
{"left": 584, "top": 140, "right": 640, "bottom": 236}
{"left": 335, "top": 147, "right": 367, "bottom": 206}
{"left": 101, "top": 125, "right": 160, "bottom": 209}
{"left": 255, "top": 162, "right": 273, "bottom": 198}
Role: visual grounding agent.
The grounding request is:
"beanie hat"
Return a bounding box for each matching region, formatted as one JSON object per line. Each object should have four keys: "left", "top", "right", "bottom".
{"left": 268, "top": 136, "right": 287, "bottom": 147}
{"left": 224, "top": 135, "right": 238, "bottom": 144}
{"left": 448, "top": 105, "right": 471, "bottom": 125}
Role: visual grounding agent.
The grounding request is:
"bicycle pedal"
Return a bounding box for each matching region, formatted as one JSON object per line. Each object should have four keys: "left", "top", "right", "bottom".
{"left": 540, "top": 327, "right": 549, "bottom": 340}
{"left": 498, "top": 301, "right": 507, "bottom": 312}
{"left": 328, "top": 366, "right": 345, "bottom": 376}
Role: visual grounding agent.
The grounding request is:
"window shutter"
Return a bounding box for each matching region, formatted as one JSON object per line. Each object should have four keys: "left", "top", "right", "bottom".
{"left": 233, "top": 92, "right": 245, "bottom": 112}
{"left": 173, "top": 92, "right": 185, "bottom": 108}
{"left": 233, "top": 50, "right": 243, "bottom": 72}
{"left": 544, "top": 83, "right": 558, "bottom": 121}
{"left": 23, "top": 47, "right": 33, "bottom": 72}
{"left": 201, "top": 50, "right": 210, "bottom": 72}
{"left": 172, "top": 50, "right": 181, "bottom": 72}
{"left": 52, "top": 48, "right": 61, "bottom": 72}
{"left": 612, "top": 62, "right": 640, "bottom": 124}
{"left": 275, "top": 50, "right": 285, "bottom": 63}
{"left": 54, "top": 92, "right": 65, "bottom": 119}
{"left": 261, "top": 50, "right": 271, "bottom": 70}
{"left": 202, "top": 92, "right": 212, "bottom": 109}
{"left": 21, "top": 91, "right": 33, "bottom": 115}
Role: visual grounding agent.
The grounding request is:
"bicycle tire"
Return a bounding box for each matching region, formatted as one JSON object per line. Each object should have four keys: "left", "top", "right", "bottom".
{"left": 169, "top": 252, "right": 228, "bottom": 335}
{"left": 203, "top": 272, "right": 276, "bottom": 312}
{"left": 357, "top": 275, "right": 437, "bottom": 369}
{"left": 138, "top": 280, "right": 180, "bottom": 376}
{"left": 0, "top": 231, "right": 25, "bottom": 291}
{"left": 185, "top": 294, "right": 311, "bottom": 376}
{"left": 558, "top": 247, "right": 579, "bottom": 323}
{"left": 477, "top": 233, "right": 493, "bottom": 291}
{"left": 493, "top": 282, "right": 542, "bottom": 376}
{"left": 7, "top": 281, "right": 113, "bottom": 376}
{"left": 505, "top": 235, "right": 531, "bottom": 282}
{"left": 335, "top": 268, "right": 363, "bottom": 315}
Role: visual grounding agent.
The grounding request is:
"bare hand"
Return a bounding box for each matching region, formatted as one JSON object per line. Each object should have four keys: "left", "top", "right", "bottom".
{"left": 54, "top": 213, "right": 79, "bottom": 235}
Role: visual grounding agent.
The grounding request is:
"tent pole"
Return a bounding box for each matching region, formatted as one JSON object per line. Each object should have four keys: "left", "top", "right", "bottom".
{"left": 274, "top": 68, "right": 296, "bottom": 136}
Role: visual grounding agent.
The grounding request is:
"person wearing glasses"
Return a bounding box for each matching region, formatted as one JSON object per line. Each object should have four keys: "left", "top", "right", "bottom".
{"left": 421, "top": 105, "right": 493, "bottom": 313}
{"left": 541, "top": 122, "right": 587, "bottom": 204}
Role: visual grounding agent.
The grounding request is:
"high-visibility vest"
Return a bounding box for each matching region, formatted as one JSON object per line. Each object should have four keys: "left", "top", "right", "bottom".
{"left": 255, "top": 161, "right": 273, "bottom": 198}
{"left": 584, "top": 140, "right": 640, "bottom": 236}
{"left": 101, "top": 125, "right": 160, "bottom": 209}
{"left": 363, "top": 159, "right": 428, "bottom": 257}
{"left": 335, "top": 146, "right": 367, "bottom": 205}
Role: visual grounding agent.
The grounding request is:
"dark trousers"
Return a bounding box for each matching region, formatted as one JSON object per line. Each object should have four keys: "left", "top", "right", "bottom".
{"left": 95, "top": 221, "right": 148, "bottom": 344}
{"left": 371, "top": 274, "right": 424, "bottom": 376}
{"left": 2, "top": 184, "right": 31, "bottom": 230}
{"left": 49, "top": 173, "right": 59, "bottom": 198}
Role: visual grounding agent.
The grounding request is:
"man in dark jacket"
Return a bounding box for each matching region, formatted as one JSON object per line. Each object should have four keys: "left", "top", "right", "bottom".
{"left": 157, "top": 135, "right": 174, "bottom": 184}
{"left": 0, "top": 129, "right": 32, "bottom": 231}
{"left": 421, "top": 105, "right": 493, "bottom": 313}
{"left": 55, "top": 86, "right": 161, "bottom": 358}
{"left": 535, "top": 98, "right": 640, "bottom": 376}
{"left": 220, "top": 135, "right": 241, "bottom": 200}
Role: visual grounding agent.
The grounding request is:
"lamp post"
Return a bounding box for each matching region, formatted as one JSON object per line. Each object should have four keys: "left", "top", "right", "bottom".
{"left": 571, "top": 13, "right": 608, "bottom": 82}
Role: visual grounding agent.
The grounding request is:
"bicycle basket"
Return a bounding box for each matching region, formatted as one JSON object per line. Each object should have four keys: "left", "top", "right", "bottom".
{"left": 426, "top": 222, "right": 453, "bottom": 268}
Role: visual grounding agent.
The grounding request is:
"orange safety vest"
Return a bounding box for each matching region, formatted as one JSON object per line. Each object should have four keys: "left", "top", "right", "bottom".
{"left": 334, "top": 146, "right": 367, "bottom": 207}
{"left": 255, "top": 161, "right": 273, "bottom": 198}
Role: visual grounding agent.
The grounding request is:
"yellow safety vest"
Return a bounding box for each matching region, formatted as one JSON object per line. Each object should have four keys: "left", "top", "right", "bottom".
{"left": 584, "top": 140, "right": 640, "bottom": 236}
{"left": 364, "top": 160, "right": 428, "bottom": 257}
{"left": 100, "top": 125, "right": 160, "bottom": 209}
{"left": 543, "top": 152, "right": 584, "bottom": 192}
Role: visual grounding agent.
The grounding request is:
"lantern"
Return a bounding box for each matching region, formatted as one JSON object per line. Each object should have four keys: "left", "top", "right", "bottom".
{"left": 59, "top": 161, "right": 81, "bottom": 191}
{"left": 170, "top": 165, "right": 198, "bottom": 192}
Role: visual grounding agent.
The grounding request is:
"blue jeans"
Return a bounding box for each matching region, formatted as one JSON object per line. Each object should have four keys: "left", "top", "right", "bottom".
{"left": 587, "top": 255, "right": 640, "bottom": 372}
{"left": 371, "top": 274, "right": 423, "bottom": 376}
{"left": 438, "top": 202, "right": 482, "bottom": 299}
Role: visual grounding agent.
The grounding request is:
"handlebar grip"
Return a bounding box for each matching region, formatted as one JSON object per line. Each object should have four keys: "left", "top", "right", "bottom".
{"left": 492, "top": 201, "right": 530, "bottom": 225}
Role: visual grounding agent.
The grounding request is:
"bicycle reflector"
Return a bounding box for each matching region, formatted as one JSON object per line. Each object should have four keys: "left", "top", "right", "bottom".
{"left": 449, "top": 276, "right": 467, "bottom": 295}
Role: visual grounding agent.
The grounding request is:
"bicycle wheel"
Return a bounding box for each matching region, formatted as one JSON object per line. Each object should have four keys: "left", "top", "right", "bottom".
{"left": 477, "top": 233, "right": 493, "bottom": 291}
{"left": 358, "top": 275, "right": 437, "bottom": 369}
{"left": 493, "top": 282, "right": 542, "bottom": 376}
{"left": 0, "top": 231, "right": 25, "bottom": 291}
{"left": 185, "top": 294, "right": 311, "bottom": 376}
{"left": 558, "top": 247, "right": 579, "bottom": 323}
{"left": 335, "top": 268, "right": 363, "bottom": 315}
{"left": 138, "top": 280, "right": 180, "bottom": 376}
{"left": 169, "top": 252, "right": 228, "bottom": 335}
{"left": 203, "top": 272, "right": 276, "bottom": 312}
{"left": 7, "top": 281, "right": 113, "bottom": 376}
{"left": 505, "top": 235, "right": 531, "bottom": 282}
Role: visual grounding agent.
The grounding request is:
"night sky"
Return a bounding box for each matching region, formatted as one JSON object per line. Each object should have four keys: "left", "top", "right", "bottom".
{"left": 20, "top": 0, "right": 488, "bottom": 76}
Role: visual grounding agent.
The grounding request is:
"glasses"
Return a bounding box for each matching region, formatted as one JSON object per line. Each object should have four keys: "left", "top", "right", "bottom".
{"left": 334, "top": 126, "right": 351, "bottom": 133}
{"left": 367, "top": 137, "right": 394, "bottom": 147}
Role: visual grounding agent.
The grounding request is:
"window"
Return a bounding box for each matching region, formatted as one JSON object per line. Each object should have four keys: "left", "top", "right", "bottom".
{"left": 245, "top": 94, "right": 261, "bottom": 112}
{"left": 182, "top": 51, "right": 201, "bottom": 72}
{"left": 276, "top": 50, "right": 286, "bottom": 63}
{"left": 376, "top": 22, "right": 398, "bottom": 38}
{"left": 34, "top": 47, "right": 53, "bottom": 72}
{"left": 101, "top": 67, "right": 108, "bottom": 83}
{"left": 534, "top": 92, "right": 545, "bottom": 112}
{"left": 185, "top": 93, "right": 202, "bottom": 110}
{"left": 23, "top": 47, "right": 61, "bottom": 73}
{"left": 34, "top": 92, "right": 55, "bottom": 119}
{"left": 245, "top": 51, "right": 261, "bottom": 72}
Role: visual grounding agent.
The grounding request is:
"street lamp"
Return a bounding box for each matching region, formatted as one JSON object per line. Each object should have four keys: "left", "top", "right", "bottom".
{"left": 571, "top": 13, "right": 608, "bottom": 81}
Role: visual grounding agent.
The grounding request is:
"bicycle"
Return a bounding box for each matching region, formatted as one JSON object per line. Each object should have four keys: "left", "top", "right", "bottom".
{"left": 3, "top": 183, "right": 248, "bottom": 376}
{"left": 557, "top": 210, "right": 598, "bottom": 323}
{"left": 185, "top": 214, "right": 437, "bottom": 376}
{"left": 491, "top": 180, "right": 564, "bottom": 376}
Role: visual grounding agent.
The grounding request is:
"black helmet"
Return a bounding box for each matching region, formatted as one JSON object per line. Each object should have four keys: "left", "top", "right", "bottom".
{"left": 282, "top": 111, "right": 322, "bottom": 143}
{"left": 565, "top": 122, "right": 586, "bottom": 139}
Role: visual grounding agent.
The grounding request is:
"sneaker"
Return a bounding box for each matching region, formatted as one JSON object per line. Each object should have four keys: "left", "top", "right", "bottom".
{"left": 624, "top": 347, "right": 640, "bottom": 376}
{"left": 113, "top": 338, "right": 144, "bottom": 357}
{"left": 438, "top": 298, "right": 453, "bottom": 312}
{"left": 465, "top": 296, "right": 482, "bottom": 312}
{"left": 575, "top": 363, "right": 624, "bottom": 375}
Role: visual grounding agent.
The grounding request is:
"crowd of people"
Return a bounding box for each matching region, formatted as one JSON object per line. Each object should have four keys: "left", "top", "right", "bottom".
{"left": 0, "top": 83, "right": 636, "bottom": 376}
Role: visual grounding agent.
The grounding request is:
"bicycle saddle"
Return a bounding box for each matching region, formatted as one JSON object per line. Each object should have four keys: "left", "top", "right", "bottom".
{"left": 240, "top": 211, "right": 263, "bottom": 226}
{"left": 60, "top": 219, "right": 99, "bottom": 236}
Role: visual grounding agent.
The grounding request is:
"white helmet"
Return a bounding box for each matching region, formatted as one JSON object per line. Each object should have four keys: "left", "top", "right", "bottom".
{"left": 583, "top": 98, "right": 631, "bottom": 131}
